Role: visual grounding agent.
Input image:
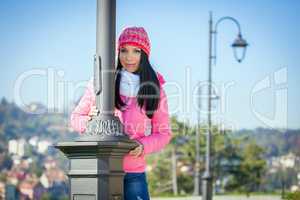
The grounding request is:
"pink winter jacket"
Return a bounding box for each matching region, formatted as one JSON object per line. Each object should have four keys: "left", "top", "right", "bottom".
{"left": 70, "top": 73, "right": 172, "bottom": 173}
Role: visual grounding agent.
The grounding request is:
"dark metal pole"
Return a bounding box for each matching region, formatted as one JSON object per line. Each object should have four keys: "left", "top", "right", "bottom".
{"left": 95, "top": 0, "right": 115, "bottom": 115}
{"left": 202, "top": 11, "right": 213, "bottom": 200}
{"left": 79, "top": 0, "right": 132, "bottom": 141}
{"left": 194, "top": 86, "right": 201, "bottom": 196}
{"left": 172, "top": 147, "right": 178, "bottom": 195}
{"left": 55, "top": 1, "right": 138, "bottom": 199}
{"left": 201, "top": 11, "right": 248, "bottom": 200}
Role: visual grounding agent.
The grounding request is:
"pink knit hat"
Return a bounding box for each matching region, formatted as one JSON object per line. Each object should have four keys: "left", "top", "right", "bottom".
{"left": 118, "top": 27, "right": 151, "bottom": 57}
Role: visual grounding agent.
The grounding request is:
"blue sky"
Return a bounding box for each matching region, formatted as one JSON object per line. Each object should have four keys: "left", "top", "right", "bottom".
{"left": 1, "top": 0, "right": 299, "bottom": 129}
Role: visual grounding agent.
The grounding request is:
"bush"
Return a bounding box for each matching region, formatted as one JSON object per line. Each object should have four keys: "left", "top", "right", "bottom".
{"left": 283, "top": 191, "right": 300, "bottom": 200}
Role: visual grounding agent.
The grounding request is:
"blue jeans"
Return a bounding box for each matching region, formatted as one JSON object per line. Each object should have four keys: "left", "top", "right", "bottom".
{"left": 124, "top": 172, "right": 150, "bottom": 200}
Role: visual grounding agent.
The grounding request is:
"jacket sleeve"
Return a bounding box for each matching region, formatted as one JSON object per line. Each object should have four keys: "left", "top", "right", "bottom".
{"left": 137, "top": 87, "right": 172, "bottom": 154}
{"left": 70, "top": 80, "right": 94, "bottom": 133}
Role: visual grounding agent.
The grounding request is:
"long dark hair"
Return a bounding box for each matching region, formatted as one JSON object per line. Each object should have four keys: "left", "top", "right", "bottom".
{"left": 115, "top": 50, "right": 160, "bottom": 119}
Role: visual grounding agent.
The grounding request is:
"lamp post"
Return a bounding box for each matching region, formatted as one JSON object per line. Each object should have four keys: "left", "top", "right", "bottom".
{"left": 55, "top": 0, "right": 138, "bottom": 199}
{"left": 202, "top": 11, "right": 248, "bottom": 200}
{"left": 194, "top": 86, "right": 202, "bottom": 196}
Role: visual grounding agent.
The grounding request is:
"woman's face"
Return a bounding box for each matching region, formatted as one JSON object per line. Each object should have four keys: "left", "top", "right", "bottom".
{"left": 119, "top": 45, "right": 141, "bottom": 73}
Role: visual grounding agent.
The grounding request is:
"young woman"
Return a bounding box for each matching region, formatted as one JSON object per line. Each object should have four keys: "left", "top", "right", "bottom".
{"left": 70, "top": 26, "right": 172, "bottom": 200}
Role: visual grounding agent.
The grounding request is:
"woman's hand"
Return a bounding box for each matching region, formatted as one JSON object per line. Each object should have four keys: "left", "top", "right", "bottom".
{"left": 129, "top": 142, "right": 144, "bottom": 158}
{"left": 88, "top": 106, "right": 99, "bottom": 121}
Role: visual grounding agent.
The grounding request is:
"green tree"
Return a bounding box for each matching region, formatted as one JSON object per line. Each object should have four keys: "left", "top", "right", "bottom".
{"left": 212, "top": 132, "right": 243, "bottom": 193}
{"left": 226, "top": 140, "right": 267, "bottom": 196}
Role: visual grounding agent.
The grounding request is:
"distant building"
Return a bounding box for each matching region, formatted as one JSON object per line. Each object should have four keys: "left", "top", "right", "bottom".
{"left": 37, "top": 140, "right": 51, "bottom": 154}
{"left": 29, "top": 136, "right": 39, "bottom": 147}
{"left": 8, "top": 139, "right": 25, "bottom": 157}
{"left": 268, "top": 152, "right": 299, "bottom": 173}
{"left": 27, "top": 102, "right": 47, "bottom": 114}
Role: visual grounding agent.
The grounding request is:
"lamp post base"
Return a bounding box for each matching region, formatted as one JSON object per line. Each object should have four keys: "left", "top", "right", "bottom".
{"left": 55, "top": 115, "right": 138, "bottom": 200}
{"left": 55, "top": 140, "right": 137, "bottom": 200}
{"left": 202, "top": 172, "right": 213, "bottom": 200}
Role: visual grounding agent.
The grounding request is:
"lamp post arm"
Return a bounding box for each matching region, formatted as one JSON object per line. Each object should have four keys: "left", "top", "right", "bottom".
{"left": 212, "top": 16, "right": 243, "bottom": 65}
{"left": 214, "top": 16, "right": 242, "bottom": 34}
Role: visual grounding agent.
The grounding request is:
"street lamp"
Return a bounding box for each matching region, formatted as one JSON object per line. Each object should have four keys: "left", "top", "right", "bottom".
{"left": 55, "top": 0, "right": 138, "bottom": 199}
{"left": 202, "top": 12, "right": 248, "bottom": 200}
{"left": 232, "top": 33, "right": 248, "bottom": 62}
{"left": 213, "top": 16, "right": 249, "bottom": 64}
{"left": 194, "top": 86, "right": 202, "bottom": 196}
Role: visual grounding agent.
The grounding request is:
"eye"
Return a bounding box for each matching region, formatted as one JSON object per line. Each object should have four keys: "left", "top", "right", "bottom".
{"left": 120, "top": 48, "right": 127, "bottom": 53}
{"left": 134, "top": 49, "right": 141, "bottom": 53}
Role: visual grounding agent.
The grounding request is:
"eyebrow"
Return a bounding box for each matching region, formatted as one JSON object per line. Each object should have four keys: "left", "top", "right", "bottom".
{"left": 120, "top": 47, "right": 141, "bottom": 51}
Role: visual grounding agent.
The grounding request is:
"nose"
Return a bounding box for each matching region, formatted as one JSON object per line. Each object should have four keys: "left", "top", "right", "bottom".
{"left": 125, "top": 52, "right": 134, "bottom": 62}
